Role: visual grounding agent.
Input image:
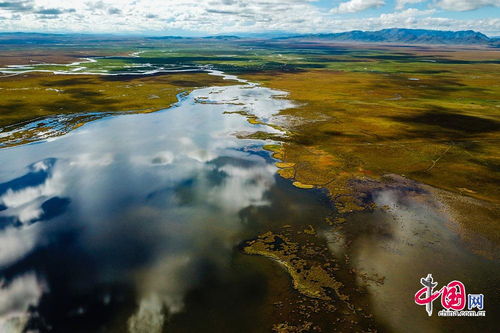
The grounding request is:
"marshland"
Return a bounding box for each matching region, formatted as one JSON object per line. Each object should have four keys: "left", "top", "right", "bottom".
{"left": 0, "top": 35, "right": 498, "bottom": 332}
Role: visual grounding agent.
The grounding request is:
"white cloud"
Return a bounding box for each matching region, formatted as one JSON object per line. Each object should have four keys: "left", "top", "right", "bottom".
{"left": 0, "top": 226, "right": 37, "bottom": 268}
{"left": 379, "top": 7, "right": 436, "bottom": 22}
{"left": 0, "top": 273, "right": 45, "bottom": 332}
{"left": 0, "top": 0, "right": 499, "bottom": 34}
{"left": 0, "top": 167, "right": 64, "bottom": 224}
{"left": 331, "top": 0, "right": 385, "bottom": 13}
{"left": 0, "top": 0, "right": 328, "bottom": 33}
{"left": 396, "top": 0, "right": 426, "bottom": 10}
{"left": 434, "top": 0, "right": 500, "bottom": 11}
{"left": 69, "top": 153, "right": 114, "bottom": 167}
{"left": 335, "top": 9, "right": 500, "bottom": 33}
{"left": 128, "top": 294, "right": 168, "bottom": 333}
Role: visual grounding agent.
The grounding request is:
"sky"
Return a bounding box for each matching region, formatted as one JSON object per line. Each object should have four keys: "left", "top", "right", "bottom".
{"left": 0, "top": 0, "right": 499, "bottom": 36}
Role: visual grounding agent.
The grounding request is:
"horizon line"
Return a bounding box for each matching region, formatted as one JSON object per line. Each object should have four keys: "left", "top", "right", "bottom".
{"left": 0, "top": 27, "right": 497, "bottom": 39}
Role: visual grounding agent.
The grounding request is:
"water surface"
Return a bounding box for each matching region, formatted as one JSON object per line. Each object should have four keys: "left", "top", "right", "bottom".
{"left": 0, "top": 73, "right": 319, "bottom": 332}
{"left": 0, "top": 70, "right": 498, "bottom": 333}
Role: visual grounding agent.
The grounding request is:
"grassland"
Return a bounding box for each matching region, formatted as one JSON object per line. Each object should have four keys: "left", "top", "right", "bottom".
{"left": 0, "top": 39, "right": 498, "bottom": 332}
{"left": 0, "top": 72, "right": 230, "bottom": 128}
{"left": 245, "top": 65, "right": 499, "bottom": 200}
{"left": 237, "top": 44, "right": 499, "bottom": 246}
{"left": 1, "top": 40, "right": 498, "bottom": 242}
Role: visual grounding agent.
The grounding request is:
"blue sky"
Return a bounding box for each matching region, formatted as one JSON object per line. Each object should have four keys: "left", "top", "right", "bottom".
{"left": 0, "top": 0, "right": 499, "bottom": 35}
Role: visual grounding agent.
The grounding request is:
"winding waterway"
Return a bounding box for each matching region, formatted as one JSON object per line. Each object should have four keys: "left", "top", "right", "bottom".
{"left": 0, "top": 69, "right": 498, "bottom": 332}
{"left": 0, "top": 71, "right": 304, "bottom": 331}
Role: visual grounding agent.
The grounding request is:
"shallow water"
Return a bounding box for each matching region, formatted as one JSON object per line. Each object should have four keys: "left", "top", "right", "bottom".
{"left": 0, "top": 73, "right": 319, "bottom": 332}
{"left": 0, "top": 70, "right": 498, "bottom": 332}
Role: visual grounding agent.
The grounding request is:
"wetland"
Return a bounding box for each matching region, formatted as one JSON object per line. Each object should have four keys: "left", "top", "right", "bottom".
{"left": 0, "top": 38, "right": 498, "bottom": 332}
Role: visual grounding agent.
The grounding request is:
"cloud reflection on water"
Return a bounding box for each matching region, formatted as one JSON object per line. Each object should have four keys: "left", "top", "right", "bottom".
{"left": 321, "top": 176, "right": 498, "bottom": 333}
{"left": 0, "top": 76, "right": 294, "bottom": 332}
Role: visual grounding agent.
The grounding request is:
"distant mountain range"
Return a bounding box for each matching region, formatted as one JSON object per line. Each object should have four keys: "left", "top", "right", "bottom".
{"left": 274, "top": 28, "right": 491, "bottom": 45}
{"left": 0, "top": 29, "right": 496, "bottom": 46}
